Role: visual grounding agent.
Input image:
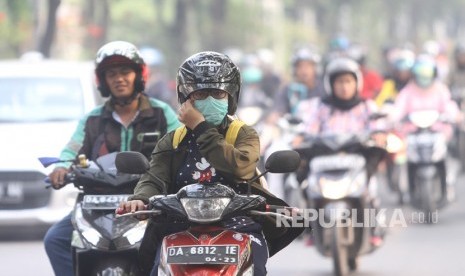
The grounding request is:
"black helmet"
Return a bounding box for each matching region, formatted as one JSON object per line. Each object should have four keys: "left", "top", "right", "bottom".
{"left": 177, "top": 51, "right": 241, "bottom": 114}
{"left": 324, "top": 57, "right": 363, "bottom": 95}
{"left": 95, "top": 41, "right": 147, "bottom": 97}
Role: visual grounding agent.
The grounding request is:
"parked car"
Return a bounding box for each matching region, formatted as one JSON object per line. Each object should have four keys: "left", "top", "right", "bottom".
{"left": 0, "top": 53, "right": 102, "bottom": 237}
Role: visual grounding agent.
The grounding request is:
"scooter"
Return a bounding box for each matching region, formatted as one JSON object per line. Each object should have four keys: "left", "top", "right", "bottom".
{"left": 403, "top": 110, "right": 451, "bottom": 217}
{"left": 115, "top": 150, "right": 301, "bottom": 276}
{"left": 39, "top": 152, "right": 146, "bottom": 276}
{"left": 294, "top": 133, "right": 387, "bottom": 276}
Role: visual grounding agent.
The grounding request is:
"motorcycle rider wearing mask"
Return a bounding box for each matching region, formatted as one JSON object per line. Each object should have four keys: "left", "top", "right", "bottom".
{"left": 391, "top": 54, "right": 461, "bottom": 139}
{"left": 119, "top": 51, "right": 303, "bottom": 276}
{"left": 44, "top": 41, "right": 180, "bottom": 276}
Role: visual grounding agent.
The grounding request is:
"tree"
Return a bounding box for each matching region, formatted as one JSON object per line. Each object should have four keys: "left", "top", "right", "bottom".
{"left": 37, "top": 0, "right": 61, "bottom": 57}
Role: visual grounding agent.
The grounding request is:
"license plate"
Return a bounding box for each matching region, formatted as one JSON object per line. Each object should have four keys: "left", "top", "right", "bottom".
{"left": 82, "top": 194, "right": 130, "bottom": 209}
{"left": 0, "top": 182, "right": 24, "bottom": 204}
{"left": 412, "top": 133, "right": 436, "bottom": 145}
{"left": 166, "top": 245, "right": 239, "bottom": 264}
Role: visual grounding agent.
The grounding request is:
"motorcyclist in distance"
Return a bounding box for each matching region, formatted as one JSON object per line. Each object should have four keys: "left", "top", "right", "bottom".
{"left": 293, "top": 57, "right": 385, "bottom": 141}
{"left": 376, "top": 48, "right": 415, "bottom": 107}
{"left": 390, "top": 54, "right": 461, "bottom": 202}
{"left": 390, "top": 54, "right": 461, "bottom": 134}
{"left": 271, "top": 46, "right": 325, "bottom": 118}
{"left": 292, "top": 57, "right": 387, "bottom": 246}
{"left": 44, "top": 40, "right": 180, "bottom": 276}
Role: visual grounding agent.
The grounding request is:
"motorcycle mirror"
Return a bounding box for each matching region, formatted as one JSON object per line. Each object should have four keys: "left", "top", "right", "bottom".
{"left": 115, "top": 151, "right": 150, "bottom": 174}
{"left": 265, "top": 150, "right": 301, "bottom": 173}
{"left": 116, "top": 151, "right": 168, "bottom": 196}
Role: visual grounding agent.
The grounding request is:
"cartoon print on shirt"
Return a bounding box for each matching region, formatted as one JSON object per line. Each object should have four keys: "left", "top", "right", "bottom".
{"left": 192, "top": 157, "right": 216, "bottom": 183}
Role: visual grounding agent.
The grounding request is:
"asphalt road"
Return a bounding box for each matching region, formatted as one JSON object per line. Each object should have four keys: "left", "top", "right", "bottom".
{"left": 268, "top": 170, "right": 465, "bottom": 276}
{"left": 1, "top": 170, "right": 464, "bottom": 276}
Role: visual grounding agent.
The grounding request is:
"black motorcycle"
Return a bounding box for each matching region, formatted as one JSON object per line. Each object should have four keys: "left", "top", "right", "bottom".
{"left": 295, "top": 133, "right": 387, "bottom": 276}
{"left": 39, "top": 152, "right": 145, "bottom": 276}
{"left": 114, "top": 150, "right": 302, "bottom": 276}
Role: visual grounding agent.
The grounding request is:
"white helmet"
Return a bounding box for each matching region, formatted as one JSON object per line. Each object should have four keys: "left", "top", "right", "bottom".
{"left": 323, "top": 57, "right": 363, "bottom": 96}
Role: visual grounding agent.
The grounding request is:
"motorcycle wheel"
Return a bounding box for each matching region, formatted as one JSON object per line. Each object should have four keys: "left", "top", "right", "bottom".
{"left": 331, "top": 225, "right": 349, "bottom": 276}
{"left": 416, "top": 170, "right": 440, "bottom": 223}
{"left": 93, "top": 261, "right": 140, "bottom": 276}
{"left": 348, "top": 257, "right": 358, "bottom": 271}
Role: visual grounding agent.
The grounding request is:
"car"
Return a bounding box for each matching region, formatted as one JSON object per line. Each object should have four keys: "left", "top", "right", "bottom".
{"left": 0, "top": 53, "right": 103, "bottom": 238}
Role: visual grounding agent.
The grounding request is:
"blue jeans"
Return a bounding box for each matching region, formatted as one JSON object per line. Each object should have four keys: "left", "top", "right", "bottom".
{"left": 44, "top": 213, "right": 74, "bottom": 276}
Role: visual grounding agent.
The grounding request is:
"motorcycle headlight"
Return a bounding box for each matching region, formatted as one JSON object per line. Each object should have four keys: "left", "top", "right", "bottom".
{"left": 180, "top": 197, "right": 230, "bottom": 223}
{"left": 319, "top": 177, "right": 351, "bottom": 200}
{"left": 386, "top": 133, "right": 404, "bottom": 153}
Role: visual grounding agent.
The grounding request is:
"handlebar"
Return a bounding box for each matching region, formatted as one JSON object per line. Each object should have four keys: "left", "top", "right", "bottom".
{"left": 115, "top": 209, "right": 161, "bottom": 218}
{"left": 43, "top": 173, "right": 75, "bottom": 189}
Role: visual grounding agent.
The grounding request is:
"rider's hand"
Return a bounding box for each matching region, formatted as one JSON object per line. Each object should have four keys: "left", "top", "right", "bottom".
{"left": 48, "top": 167, "right": 69, "bottom": 189}
{"left": 371, "top": 132, "right": 387, "bottom": 147}
{"left": 178, "top": 100, "right": 205, "bottom": 130}
{"left": 117, "top": 200, "right": 148, "bottom": 220}
{"left": 291, "top": 135, "right": 304, "bottom": 148}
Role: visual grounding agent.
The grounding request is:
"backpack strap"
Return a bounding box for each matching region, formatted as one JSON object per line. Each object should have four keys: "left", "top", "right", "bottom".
{"left": 225, "top": 120, "right": 245, "bottom": 145}
{"left": 173, "top": 120, "right": 246, "bottom": 149}
{"left": 172, "top": 125, "right": 187, "bottom": 149}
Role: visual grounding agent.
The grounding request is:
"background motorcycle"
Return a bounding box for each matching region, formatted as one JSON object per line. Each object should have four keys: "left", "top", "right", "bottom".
{"left": 39, "top": 152, "right": 146, "bottom": 276}
{"left": 403, "top": 110, "right": 451, "bottom": 218}
{"left": 262, "top": 116, "right": 306, "bottom": 209}
{"left": 295, "top": 133, "right": 387, "bottom": 276}
{"left": 115, "top": 150, "right": 301, "bottom": 276}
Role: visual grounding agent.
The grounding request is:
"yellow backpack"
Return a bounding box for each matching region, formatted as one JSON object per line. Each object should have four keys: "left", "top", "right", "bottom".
{"left": 172, "top": 119, "right": 246, "bottom": 149}
{"left": 171, "top": 120, "right": 268, "bottom": 189}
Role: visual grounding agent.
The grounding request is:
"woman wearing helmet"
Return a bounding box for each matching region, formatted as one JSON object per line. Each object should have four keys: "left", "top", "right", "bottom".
{"left": 119, "top": 51, "right": 303, "bottom": 275}
{"left": 292, "top": 57, "right": 386, "bottom": 248}
{"left": 44, "top": 41, "right": 180, "bottom": 276}
{"left": 294, "top": 57, "right": 383, "bottom": 136}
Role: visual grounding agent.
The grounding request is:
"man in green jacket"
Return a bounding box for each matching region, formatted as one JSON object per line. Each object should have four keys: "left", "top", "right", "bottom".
{"left": 119, "top": 51, "right": 303, "bottom": 275}
{"left": 44, "top": 41, "right": 180, "bottom": 276}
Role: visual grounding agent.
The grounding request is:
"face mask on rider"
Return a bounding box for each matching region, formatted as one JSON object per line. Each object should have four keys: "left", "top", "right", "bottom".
{"left": 194, "top": 96, "right": 228, "bottom": 126}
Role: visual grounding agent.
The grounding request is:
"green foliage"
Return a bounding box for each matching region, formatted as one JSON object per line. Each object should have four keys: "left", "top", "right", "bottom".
{"left": 0, "top": 0, "right": 34, "bottom": 58}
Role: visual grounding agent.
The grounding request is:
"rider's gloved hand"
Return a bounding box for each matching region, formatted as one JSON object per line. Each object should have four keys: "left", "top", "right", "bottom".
{"left": 48, "top": 167, "right": 69, "bottom": 189}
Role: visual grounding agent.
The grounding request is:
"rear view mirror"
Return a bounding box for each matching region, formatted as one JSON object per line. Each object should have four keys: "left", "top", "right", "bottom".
{"left": 115, "top": 151, "right": 150, "bottom": 174}
{"left": 265, "top": 150, "right": 300, "bottom": 173}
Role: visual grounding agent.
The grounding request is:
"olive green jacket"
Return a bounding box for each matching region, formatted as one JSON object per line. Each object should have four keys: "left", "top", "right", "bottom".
{"left": 130, "top": 120, "right": 303, "bottom": 268}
